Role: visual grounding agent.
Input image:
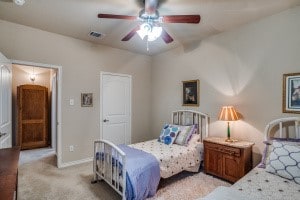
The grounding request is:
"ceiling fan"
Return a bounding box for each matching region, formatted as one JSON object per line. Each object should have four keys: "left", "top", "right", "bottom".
{"left": 98, "top": 0, "right": 200, "bottom": 44}
{"left": 0, "top": 0, "right": 25, "bottom": 6}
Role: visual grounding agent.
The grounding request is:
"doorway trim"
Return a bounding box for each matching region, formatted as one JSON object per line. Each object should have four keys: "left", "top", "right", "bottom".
{"left": 12, "top": 59, "right": 63, "bottom": 168}
{"left": 100, "top": 71, "right": 132, "bottom": 144}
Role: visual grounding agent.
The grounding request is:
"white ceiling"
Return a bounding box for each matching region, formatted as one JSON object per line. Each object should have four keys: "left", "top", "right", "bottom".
{"left": 0, "top": 0, "right": 299, "bottom": 55}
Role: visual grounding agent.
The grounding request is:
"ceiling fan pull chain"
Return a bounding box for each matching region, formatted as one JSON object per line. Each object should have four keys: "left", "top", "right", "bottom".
{"left": 147, "top": 40, "right": 149, "bottom": 52}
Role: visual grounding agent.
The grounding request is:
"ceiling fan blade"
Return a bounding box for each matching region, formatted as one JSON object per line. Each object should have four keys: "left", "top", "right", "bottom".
{"left": 145, "top": 0, "right": 158, "bottom": 15}
{"left": 98, "top": 14, "right": 137, "bottom": 20}
{"left": 121, "top": 26, "right": 140, "bottom": 41}
{"left": 161, "top": 29, "right": 174, "bottom": 44}
{"left": 162, "top": 15, "right": 201, "bottom": 24}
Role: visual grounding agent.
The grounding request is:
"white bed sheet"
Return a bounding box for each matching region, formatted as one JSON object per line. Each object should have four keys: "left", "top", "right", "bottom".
{"left": 231, "top": 167, "right": 300, "bottom": 200}
{"left": 130, "top": 139, "right": 203, "bottom": 178}
{"left": 200, "top": 167, "right": 299, "bottom": 200}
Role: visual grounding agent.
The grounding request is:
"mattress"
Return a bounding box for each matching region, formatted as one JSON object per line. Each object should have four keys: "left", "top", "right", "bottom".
{"left": 231, "top": 167, "right": 300, "bottom": 200}
{"left": 130, "top": 139, "right": 203, "bottom": 178}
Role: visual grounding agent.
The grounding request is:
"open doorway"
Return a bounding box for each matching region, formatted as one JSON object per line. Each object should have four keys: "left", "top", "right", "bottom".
{"left": 11, "top": 62, "right": 61, "bottom": 167}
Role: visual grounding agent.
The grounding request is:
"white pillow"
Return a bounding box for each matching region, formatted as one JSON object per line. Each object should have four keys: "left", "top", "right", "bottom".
{"left": 266, "top": 141, "right": 300, "bottom": 184}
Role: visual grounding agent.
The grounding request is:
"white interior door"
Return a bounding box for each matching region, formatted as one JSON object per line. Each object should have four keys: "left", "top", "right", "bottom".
{"left": 100, "top": 72, "right": 131, "bottom": 145}
{"left": 51, "top": 72, "right": 57, "bottom": 153}
{"left": 0, "top": 53, "right": 12, "bottom": 149}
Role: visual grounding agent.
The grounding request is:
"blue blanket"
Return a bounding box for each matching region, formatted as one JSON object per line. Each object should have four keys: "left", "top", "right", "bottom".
{"left": 118, "top": 144, "right": 160, "bottom": 200}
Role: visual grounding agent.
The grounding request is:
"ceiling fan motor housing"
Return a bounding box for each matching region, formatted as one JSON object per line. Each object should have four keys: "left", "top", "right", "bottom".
{"left": 139, "top": 9, "right": 160, "bottom": 20}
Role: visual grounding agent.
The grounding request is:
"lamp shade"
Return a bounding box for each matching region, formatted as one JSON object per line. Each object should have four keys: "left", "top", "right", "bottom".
{"left": 218, "top": 106, "right": 239, "bottom": 121}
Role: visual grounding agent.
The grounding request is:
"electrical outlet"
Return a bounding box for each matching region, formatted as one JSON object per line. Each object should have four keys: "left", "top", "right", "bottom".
{"left": 69, "top": 145, "right": 74, "bottom": 152}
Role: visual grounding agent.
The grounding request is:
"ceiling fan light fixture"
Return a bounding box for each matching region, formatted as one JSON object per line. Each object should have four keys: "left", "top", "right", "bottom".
{"left": 137, "top": 23, "right": 151, "bottom": 40}
{"left": 137, "top": 29, "right": 146, "bottom": 40}
{"left": 137, "top": 23, "right": 162, "bottom": 42}
{"left": 148, "top": 26, "right": 162, "bottom": 41}
{"left": 14, "top": 0, "right": 25, "bottom": 6}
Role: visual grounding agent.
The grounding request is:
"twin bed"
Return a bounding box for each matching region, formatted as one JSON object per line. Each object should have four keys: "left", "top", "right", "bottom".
{"left": 92, "top": 111, "right": 300, "bottom": 200}
{"left": 202, "top": 117, "right": 300, "bottom": 200}
{"left": 92, "top": 110, "right": 209, "bottom": 200}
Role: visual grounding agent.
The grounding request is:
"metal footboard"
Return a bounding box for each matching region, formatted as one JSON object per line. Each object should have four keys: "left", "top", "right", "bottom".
{"left": 92, "top": 140, "right": 126, "bottom": 200}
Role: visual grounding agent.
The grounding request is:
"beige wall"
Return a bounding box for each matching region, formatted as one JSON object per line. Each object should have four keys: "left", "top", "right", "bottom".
{"left": 151, "top": 6, "right": 300, "bottom": 165}
{"left": 0, "top": 19, "right": 152, "bottom": 163}
{"left": 12, "top": 65, "right": 51, "bottom": 146}
{"left": 1, "top": 6, "right": 299, "bottom": 166}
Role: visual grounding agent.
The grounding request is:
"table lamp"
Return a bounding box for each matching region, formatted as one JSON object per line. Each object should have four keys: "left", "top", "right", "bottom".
{"left": 218, "top": 106, "right": 239, "bottom": 142}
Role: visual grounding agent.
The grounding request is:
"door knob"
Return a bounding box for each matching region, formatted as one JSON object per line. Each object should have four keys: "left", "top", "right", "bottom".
{"left": 0, "top": 132, "right": 7, "bottom": 138}
{"left": 103, "top": 119, "right": 109, "bottom": 122}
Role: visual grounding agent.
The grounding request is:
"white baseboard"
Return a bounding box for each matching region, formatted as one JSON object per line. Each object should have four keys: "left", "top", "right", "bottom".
{"left": 58, "top": 157, "right": 93, "bottom": 168}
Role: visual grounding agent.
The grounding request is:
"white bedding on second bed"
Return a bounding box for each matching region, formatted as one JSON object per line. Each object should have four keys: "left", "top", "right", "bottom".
{"left": 130, "top": 139, "right": 203, "bottom": 178}
{"left": 231, "top": 167, "right": 300, "bottom": 200}
{"left": 200, "top": 167, "right": 300, "bottom": 200}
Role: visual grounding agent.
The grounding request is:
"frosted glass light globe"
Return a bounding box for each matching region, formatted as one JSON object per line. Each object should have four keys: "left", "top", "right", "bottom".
{"left": 14, "top": 0, "right": 25, "bottom": 6}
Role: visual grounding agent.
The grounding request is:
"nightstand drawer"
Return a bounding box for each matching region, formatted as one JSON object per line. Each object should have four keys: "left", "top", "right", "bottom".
{"left": 205, "top": 142, "right": 241, "bottom": 157}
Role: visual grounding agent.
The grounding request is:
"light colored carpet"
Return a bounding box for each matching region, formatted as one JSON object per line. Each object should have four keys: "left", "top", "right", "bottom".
{"left": 19, "top": 147, "right": 55, "bottom": 165}
{"left": 18, "top": 152, "right": 231, "bottom": 200}
{"left": 149, "top": 172, "right": 231, "bottom": 200}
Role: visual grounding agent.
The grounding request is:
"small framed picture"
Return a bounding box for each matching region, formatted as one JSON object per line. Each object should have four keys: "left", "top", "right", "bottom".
{"left": 81, "top": 93, "right": 93, "bottom": 107}
{"left": 182, "top": 80, "right": 199, "bottom": 106}
{"left": 283, "top": 73, "right": 300, "bottom": 114}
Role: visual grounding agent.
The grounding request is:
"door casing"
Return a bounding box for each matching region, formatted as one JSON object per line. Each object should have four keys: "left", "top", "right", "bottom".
{"left": 12, "top": 60, "right": 63, "bottom": 168}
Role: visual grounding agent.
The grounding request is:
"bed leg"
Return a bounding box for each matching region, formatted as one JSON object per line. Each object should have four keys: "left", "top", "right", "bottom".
{"left": 91, "top": 174, "right": 98, "bottom": 184}
{"left": 91, "top": 179, "right": 98, "bottom": 184}
{"left": 91, "top": 173, "right": 102, "bottom": 184}
{"left": 91, "top": 173, "right": 104, "bottom": 184}
{"left": 199, "top": 161, "right": 204, "bottom": 172}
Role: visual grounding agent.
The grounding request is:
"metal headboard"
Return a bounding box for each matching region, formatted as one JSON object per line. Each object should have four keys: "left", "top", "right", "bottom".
{"left": 172, "top": 110, "right": 209, "bottom": 142}
{"left": 264, "top": 117, "right": 300, "bottom": 140}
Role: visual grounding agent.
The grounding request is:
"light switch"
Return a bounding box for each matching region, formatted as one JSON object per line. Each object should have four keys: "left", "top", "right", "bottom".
{"left": 69, "top": 99, "right": 74, "bottom": 106}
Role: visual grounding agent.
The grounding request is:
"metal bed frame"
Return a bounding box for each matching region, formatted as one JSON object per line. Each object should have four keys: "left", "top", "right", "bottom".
{"left": 91, "top": 110, "right": 209, "bottom": 200}
{"left": 264, "top": 117, "right": 300, "bottom": 140}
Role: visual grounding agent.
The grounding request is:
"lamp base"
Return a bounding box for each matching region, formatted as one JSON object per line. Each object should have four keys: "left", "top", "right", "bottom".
{"left": 225, "top": 138, "right": 238, "bottom": 143}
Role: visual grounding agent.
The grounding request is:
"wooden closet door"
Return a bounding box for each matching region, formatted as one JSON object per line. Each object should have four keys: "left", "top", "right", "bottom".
{"left": 18, "top": 85, "right": 48, "bottom": 150}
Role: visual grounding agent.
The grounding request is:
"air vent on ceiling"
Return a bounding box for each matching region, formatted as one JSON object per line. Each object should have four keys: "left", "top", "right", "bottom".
{"left": 89, "top": 31, "right": 105, "bottom": 38}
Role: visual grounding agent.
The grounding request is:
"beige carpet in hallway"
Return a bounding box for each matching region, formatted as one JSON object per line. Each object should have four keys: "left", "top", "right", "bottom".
{"left": 18, "top": 153, "right": 230, "bottom": 200}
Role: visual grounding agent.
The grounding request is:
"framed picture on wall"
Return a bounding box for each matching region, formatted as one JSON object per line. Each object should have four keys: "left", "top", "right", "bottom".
{"left": 283, "top": 73, "right": 300, "bottom": 114}
{"left": 81, "top": 93, "right": 93, "bottom": 107}
{"left": 182, "top": 79, "right": 199, "bottom": 106}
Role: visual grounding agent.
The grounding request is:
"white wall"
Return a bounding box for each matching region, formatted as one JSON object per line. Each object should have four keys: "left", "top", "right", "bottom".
{"left": 151, "top": 6, "right": 300, "bottom": 165}
{"left": 0, "top": 19, "right": 152, "bottom": 164}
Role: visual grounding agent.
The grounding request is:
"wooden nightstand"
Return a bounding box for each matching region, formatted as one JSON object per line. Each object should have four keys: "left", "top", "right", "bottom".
{"left": 204, "top": 137, "right": 254, "bottom": 183}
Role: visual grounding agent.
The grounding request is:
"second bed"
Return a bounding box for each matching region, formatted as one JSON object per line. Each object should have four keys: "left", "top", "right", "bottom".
{"left": 92, "top": 110, "right": 209, "bottom": 200}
